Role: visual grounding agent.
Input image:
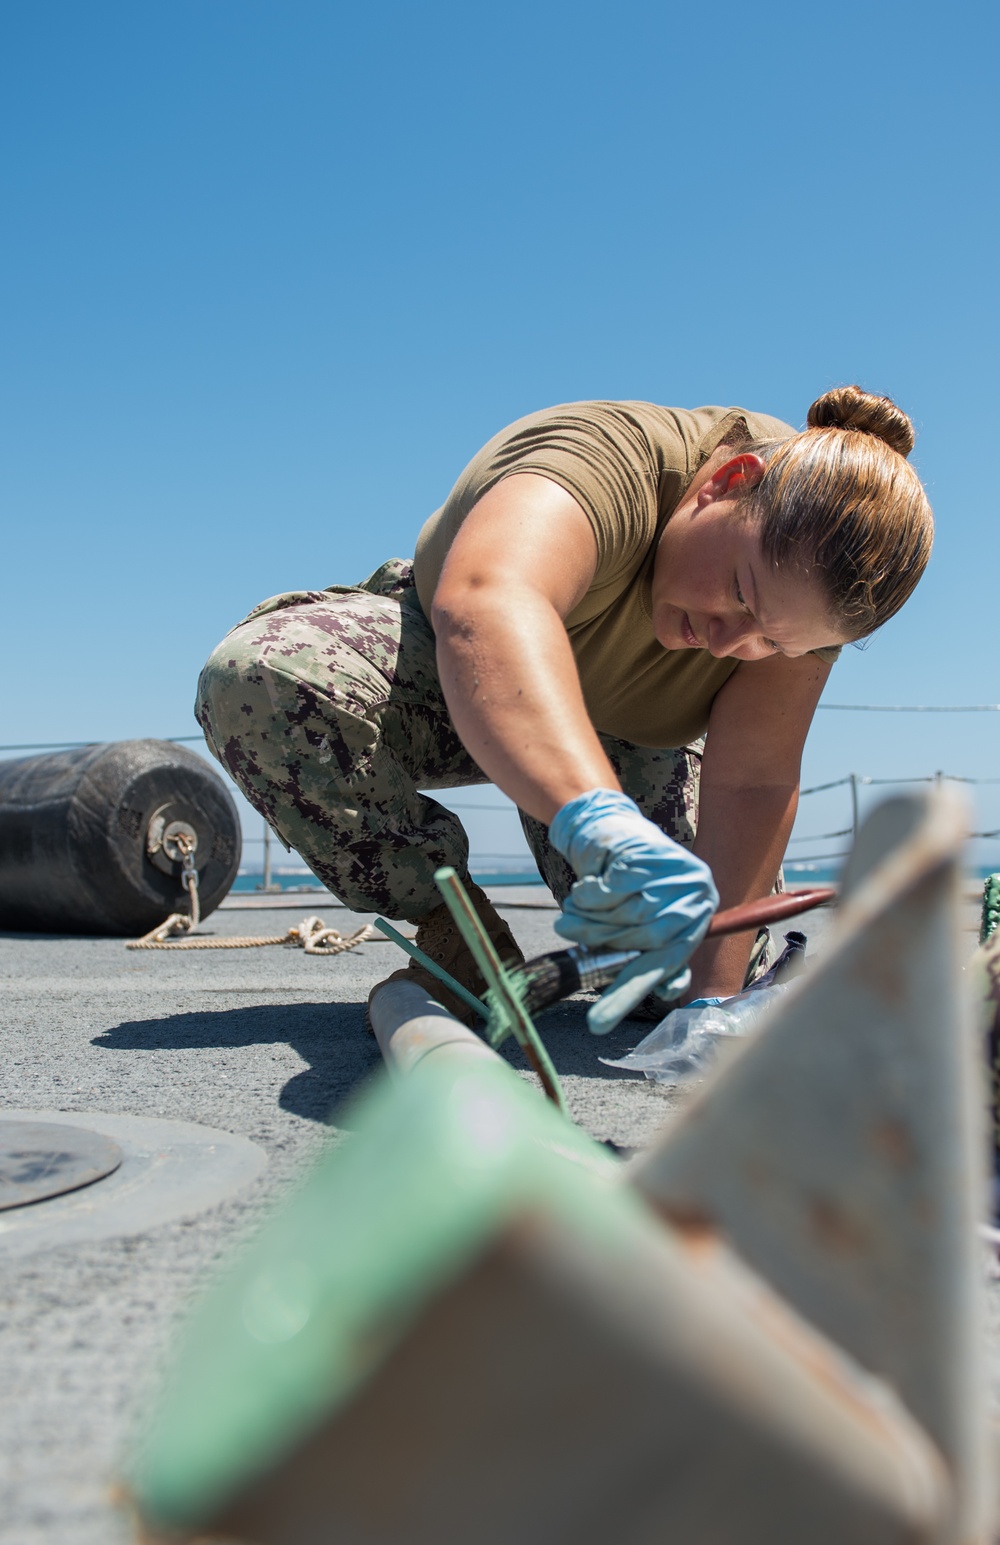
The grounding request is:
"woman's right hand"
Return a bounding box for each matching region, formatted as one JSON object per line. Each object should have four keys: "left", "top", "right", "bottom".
{"left": 550, "top": 789, "right": 719, "bottom": 1034}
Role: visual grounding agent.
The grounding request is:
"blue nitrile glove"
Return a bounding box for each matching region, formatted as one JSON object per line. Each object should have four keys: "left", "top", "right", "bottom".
{"left": 549, "top": 789, "right": 719, "bottom": 1035}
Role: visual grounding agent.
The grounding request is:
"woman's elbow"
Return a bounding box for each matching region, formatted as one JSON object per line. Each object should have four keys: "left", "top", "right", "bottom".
{"left": 431, "top": 577, "right": 483, "bottom": 641}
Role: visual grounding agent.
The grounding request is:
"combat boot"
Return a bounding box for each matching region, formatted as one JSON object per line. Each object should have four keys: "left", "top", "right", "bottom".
{"left": 368, "top": 881, "right": 524, "bottom": 1030}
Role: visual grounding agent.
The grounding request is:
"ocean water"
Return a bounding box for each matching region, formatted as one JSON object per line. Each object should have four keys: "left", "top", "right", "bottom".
{"left": 785, "top": 862, "right": 1000, "bottom": 886}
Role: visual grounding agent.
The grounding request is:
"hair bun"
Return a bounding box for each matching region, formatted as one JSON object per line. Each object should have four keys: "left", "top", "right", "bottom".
{"left": 807, "top": 385, "right": 915, "bottom": 459}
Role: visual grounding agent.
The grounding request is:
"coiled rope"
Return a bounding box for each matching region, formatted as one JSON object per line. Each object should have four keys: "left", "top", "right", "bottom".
{"left": 127, "top": 913, "right": 375, "bottom": 954}
{"left": 128, "top": 826, "right": 377, "bottom": 953}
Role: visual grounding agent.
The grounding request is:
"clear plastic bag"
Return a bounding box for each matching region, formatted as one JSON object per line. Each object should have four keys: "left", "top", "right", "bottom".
{"left": 600, "top": 930, "right": 806, "bottom": 1085}
{"left": 600, "top": 984, "right": 786, "bottom": 1083}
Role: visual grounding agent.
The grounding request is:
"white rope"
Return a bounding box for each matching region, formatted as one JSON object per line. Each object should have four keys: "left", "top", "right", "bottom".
{"left": 126, "top": 914, "right": 375, "bottom": 953}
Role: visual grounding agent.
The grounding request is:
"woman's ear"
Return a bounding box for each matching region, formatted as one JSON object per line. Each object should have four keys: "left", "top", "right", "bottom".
{"left": 701, "top": 453, "right": 767, "bottom": 501}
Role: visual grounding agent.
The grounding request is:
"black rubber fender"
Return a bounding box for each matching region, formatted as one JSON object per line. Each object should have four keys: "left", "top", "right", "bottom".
{"left": 0, "top": 739, "right": 241, "bottom": 934}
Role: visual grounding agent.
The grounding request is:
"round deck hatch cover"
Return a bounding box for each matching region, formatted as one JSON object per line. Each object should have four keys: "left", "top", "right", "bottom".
{"left": 0, "top": 1121, "right": 124, "bottom": 1210}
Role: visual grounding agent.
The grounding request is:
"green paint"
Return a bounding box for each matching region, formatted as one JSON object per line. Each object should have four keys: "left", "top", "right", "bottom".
{"left": 132, "top": 1055, "right": 634, "bottom": 1534}
{"left": 435, "top": 866, "right": 568, "bottom": 1114}
{"left": 981, "top": 874, "right": 1000, "bottom": 945}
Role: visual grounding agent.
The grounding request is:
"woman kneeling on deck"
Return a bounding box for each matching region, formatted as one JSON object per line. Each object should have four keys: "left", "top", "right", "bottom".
{"left": 196, "top": 386, "right": 932, "bottom": 1033}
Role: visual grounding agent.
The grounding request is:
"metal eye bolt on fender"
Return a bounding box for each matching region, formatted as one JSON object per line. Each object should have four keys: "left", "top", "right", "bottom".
{"left": 0, "top": 739, "right": 241, "bottom": 935}
{"left": 132, "top": 786, "right": 991, "bottom": 1545}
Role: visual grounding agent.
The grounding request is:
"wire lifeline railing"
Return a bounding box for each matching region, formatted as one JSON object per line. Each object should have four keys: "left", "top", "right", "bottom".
{"left": 438, "top": 775, "right": 1000, "bottom": 860}
{"left": 242, "top": 771, "right": 1000, "bottom": 886}
{"left": 4, "top": 723, "right": 1000, "bottom": 869}
{"left": 8, "top": 698, "right": 1000, "bottom": 753}
{"left": 794, "top": 772, "right": 1000, "bottom": 850}
{"left": 5, "top": 695, "right": 1000, "bottom": 760}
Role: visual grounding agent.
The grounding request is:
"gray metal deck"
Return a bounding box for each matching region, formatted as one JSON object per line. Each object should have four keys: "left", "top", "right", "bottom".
{"left": 0, "top": 888, "right": 992, "bottom": 1543}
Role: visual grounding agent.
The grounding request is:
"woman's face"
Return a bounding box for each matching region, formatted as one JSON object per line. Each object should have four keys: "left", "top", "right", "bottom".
{"left": 651, "top": 480, "right": 848, "bottom": 662}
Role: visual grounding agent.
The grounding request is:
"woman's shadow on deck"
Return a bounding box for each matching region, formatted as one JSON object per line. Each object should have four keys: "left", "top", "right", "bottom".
{"left": 92, "top": 997, "right": 640, "bottom": 1125}
{"left": 94, "top": 1000, "right": 382, "bottom": 1124}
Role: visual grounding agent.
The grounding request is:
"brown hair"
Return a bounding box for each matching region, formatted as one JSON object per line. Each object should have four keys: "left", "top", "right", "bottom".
{"left": 743, "top": 386, "right": 933, "bottom": 639}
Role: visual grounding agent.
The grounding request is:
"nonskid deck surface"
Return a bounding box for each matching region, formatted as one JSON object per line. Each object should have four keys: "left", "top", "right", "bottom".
{"left": 0, "top": 889, "right": 991, "bottom": 1544}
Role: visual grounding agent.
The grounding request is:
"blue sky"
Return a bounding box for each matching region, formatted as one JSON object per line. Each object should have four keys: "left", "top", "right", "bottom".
{"left": 2, "top": 1, "right": 998, "bottom": 872}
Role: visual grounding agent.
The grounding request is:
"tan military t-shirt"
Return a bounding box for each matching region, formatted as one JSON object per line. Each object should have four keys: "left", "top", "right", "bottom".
{"left": 414, "top": 400, "right": 836, "bottom": 750}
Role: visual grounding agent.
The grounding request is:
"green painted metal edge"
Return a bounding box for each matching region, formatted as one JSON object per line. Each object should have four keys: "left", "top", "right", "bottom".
{"left": 980, "top": 873, "right": 1000, "bottom": 945}
{"left": 435, "top": 866, "right": 568, "bottom": 1114}
{"left": 131, "top": 1055, "right": 629, "bottom": 1533}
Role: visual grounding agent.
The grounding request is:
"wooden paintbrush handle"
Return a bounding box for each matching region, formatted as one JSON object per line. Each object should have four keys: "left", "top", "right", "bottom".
{"left": 707, "top": 888, "right": 836, "bottom": 937}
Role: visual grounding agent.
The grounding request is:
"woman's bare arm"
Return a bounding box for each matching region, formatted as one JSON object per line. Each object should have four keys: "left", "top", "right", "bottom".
{"left": 687, "top": 650, "right": 833, "bottom": 999}
{"left": 435, "top": 473, "right": 831, "bottom": 997}
{"left": 431, "top": 473, "right": 619, "bottom": 822}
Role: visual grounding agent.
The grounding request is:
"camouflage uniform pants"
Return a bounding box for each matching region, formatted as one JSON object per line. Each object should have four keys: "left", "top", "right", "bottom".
{"left": 195, "top": 559, "right": 708, "bottom": 926}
